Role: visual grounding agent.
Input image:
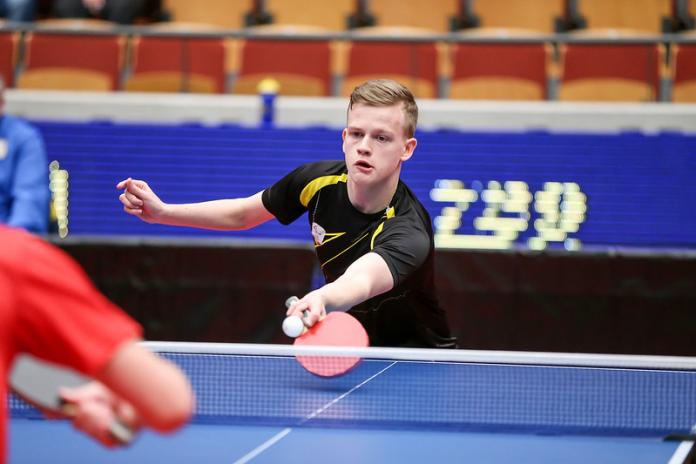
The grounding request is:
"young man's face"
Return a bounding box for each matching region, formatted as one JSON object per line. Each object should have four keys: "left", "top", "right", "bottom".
{"left": 342, "top": 103, "right": 416, "bottom": 186}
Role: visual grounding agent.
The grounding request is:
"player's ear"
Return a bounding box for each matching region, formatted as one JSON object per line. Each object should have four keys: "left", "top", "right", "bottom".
{"left": 341, "top": 129, "right": 347, "bottom": 153}
{"left": 401, "top": 138, "right": 417, "bottom": 161}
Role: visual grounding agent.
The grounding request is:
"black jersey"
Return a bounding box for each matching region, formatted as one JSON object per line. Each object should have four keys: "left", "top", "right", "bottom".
{"left": 262, "top": 160, "right": 456, "bottom": 348}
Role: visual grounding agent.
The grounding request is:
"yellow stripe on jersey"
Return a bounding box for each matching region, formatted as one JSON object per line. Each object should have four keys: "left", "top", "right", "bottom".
{"left": 370, "top": 206, "right": 396, "bottom": 249}
{"left": 322, "top": 232, "right": 370, "bottom": 269}
{"left": 299, "top": 173, "right": 348, "bottom": 207}
{"left": 315, "top": 231, "right": 345, "bottom": 248}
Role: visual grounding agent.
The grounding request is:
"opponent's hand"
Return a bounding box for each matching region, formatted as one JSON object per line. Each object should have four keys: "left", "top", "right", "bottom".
{"left": 285, "top": 290, "right": 327, "bottom": 328}
{"left": 60, "top": 382, "right": 139, "bottom": 447}
{"left": 117, "top": 178, "right": 165, "bottom": 224}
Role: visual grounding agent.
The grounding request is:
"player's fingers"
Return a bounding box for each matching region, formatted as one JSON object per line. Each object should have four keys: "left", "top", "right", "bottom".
{"left": 305, "top": 308, "right": 324, "bottom": 326}
{"left": 128, "top": 179, "right": 150, "bottom": 193}
{"left": 124, "top": 190, "right": 144, "bottom": 207}
{"left": 69, "top": 401, "right": 118, "bottom": 447}
{"left": 116, "top": 178, "right": 130, "bottom": 189}
{"left": 119, "top": 192, "right": 134, "bottom": 208}
{"left": 123, "top": 205, "right": 143, "bottom": 216}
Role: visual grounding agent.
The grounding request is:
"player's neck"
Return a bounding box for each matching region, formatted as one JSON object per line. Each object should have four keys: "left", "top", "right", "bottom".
{"left": 347, "top": 174, "right": 399, "bottom": 214}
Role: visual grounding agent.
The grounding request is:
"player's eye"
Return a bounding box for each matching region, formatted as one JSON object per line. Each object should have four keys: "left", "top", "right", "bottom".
{"left": 376, "top": 134, "right": 390, "bottom": 143}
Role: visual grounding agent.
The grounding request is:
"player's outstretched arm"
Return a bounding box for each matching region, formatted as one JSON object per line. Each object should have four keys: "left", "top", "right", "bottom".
{"left": 286, "top": 252, "right": 394, "bottom": 326}
{"left": 58, "top": 341, "right": 194, "bottom": 446}
{"left": 96, "top": 341, "right": 194, "bottom": 433}
{"left": 117, "top": 178, "right": 274, "bottom": 230}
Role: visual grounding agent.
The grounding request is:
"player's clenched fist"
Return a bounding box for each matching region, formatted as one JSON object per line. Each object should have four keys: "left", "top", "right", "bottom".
{"left": 116, "top": 178, "right": 165, "bottom": 224}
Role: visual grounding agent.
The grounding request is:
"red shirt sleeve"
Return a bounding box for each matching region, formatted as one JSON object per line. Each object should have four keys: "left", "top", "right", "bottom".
{"left": 2, "top": 227, "right": 142, "bottom": 377}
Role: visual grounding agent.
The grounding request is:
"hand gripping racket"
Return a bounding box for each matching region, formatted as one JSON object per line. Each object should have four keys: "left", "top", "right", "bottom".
{"left": 282, "top": 296, "right": 369, "bottom": 377}
{"left": 10, "top": 353, "right": 135, "bottom": 444}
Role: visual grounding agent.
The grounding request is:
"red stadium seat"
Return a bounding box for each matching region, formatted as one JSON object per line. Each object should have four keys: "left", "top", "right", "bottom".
{"left": 340, "top": 28, "right": 442, "bottom": 98}
{"left": 17, "top": 31, "right": 124, "bottom": 91}
{"left": 672, "top": 41, "right": 696, "bottom": 102}
{"left": 449, "top": 34, "right": 551, "bottom": 100}
{"left": 231, "top": 35, "right": 332, "bottom": 96}
{"left": 558, "top": 42, "right": 664, "bottom": 101}
{"left": 0, "top": 29, "right": 18, "bottom": 87}
{"left": 125, "top": 33, "right": 227, "bottom": 93}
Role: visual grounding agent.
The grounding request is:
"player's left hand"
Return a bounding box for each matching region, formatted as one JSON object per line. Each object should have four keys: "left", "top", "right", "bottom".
{"left": 285, "top": 291, "right": 327, "bottom": 328}
{"left": 60, "top": 382, "right": 139, "bottom": 447}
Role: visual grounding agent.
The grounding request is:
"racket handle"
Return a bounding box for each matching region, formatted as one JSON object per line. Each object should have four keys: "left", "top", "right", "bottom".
{"left": 61, "top": 402, "right": 135, "bottom": 445}
{"left": 109, "top": 420, "right": 135, "bottom": 444}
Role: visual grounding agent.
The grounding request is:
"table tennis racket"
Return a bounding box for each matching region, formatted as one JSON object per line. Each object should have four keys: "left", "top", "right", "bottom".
{"left": 10, "top": 353, "right": 135, "bottom": 444}
{"left": 283, "top": 296, "right": 369, "bottom": 378}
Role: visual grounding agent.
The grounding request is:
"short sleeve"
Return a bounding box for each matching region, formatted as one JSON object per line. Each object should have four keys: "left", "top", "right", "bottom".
{"left": 371, "top": 217, "right": 431, "bottom": 287}
{"left": 7, "top": 230, "right": 142, "bottom": 377}
{"left": 262, "top": 161, "right": 345, "bottom": 225}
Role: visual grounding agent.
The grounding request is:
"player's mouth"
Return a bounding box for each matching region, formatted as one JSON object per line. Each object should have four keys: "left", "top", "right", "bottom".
{"left": 354, "top": 160, "right": 374, "bottom": 172}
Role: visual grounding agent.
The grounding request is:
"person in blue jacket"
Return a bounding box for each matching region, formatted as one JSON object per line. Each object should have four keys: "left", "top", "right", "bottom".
{"left": 0, "top": 76, "right": 49, "bottom": 234}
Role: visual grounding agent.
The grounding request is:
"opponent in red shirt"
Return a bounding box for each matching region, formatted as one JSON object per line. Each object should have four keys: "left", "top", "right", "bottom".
{"left": 0, "top": 225, "right": 194, "bottom": 463}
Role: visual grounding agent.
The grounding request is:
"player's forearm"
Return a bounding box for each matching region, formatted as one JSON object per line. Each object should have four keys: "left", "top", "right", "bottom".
{"left": 318, "top": 276, "right": 374, "bottom": 312}
{"left": 159, "top": 199, "right": 250, "bottom": 230}
{"left": 318, "top": 253, "right": 395, "bottom": 312}
{"left": 100, "top": 343, "right": 194, "bottom": 433}
{"left": 158, "top": 193, "right": 272, "bottom": 231}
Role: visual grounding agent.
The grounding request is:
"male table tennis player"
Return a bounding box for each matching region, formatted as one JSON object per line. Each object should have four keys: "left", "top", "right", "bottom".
{"left": 0, "top": 225, "right": 194, "bottom": 463}
{"left": 118, "top": 79, "right": 456, "bottom": 348}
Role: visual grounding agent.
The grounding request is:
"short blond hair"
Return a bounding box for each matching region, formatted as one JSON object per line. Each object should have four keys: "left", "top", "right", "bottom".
{"left": 348, "top": 79, "right": 418, "bottom": 138}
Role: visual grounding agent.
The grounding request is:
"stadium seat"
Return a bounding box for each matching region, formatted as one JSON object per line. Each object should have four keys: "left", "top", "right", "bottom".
{"left": 230, "top": 30, "right": 332, "bottom": 96}
{"left": 368, "top": 0, "right": 458, "bottom": 32}
{"left": 449, "top": 32, "right": 551, "bottom": 100}
{"left": 162, "top": 0, "right": 250, "bottom": 29}
{"left": 125, "top": 25, "right": 227, "bottom": 93}
{"left": 264, "top": 0, "right": 355, "bottom": 30}
{"left": 671, "top": 39, "right": 696, "bottom": 102}
{"left": 576, "top": 0, "right": 672, "bottom": 34}
{"left": 17, "top": 25, "right": 124, "bottom": 91}
{"left": 339, "top": 27, "right": 442, "bottom": 98}
{"left": 558, "top": 41, "right": 664, "bottom": 101}
{"left": 469, "top": 0, "right": 565, "bottom": 33}
{"left": 0, "top": 27, "right": 17, "bottom": 87}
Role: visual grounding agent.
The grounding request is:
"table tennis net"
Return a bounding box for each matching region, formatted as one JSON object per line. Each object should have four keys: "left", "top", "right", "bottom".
{"left": 10, "top": 343, "right": 696, "bottom": 437}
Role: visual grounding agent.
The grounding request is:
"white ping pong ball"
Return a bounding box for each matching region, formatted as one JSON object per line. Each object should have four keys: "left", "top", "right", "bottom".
{"left": 282, "top": 315, "right": 304, "bottom": 338}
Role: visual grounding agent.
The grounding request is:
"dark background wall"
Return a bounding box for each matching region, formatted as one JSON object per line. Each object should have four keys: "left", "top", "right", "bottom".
{"left": 57, "top": 240, "right": 696, "bottom": 356}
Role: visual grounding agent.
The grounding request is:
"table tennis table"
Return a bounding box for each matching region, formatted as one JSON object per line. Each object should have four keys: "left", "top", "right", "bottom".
{"left": 9, "top": 343, "right": 696, "bottom": 463}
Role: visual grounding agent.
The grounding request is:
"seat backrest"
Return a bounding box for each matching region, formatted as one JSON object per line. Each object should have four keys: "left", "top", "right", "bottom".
{"left": 163, "top": 0, "right": 251, "bottom": 29}
{"left": 17, "top": 32, "right": 124, "bottom": 91}
{"left": 578, "top": 0, "right": 671, "bottom": 33}
{"left": 125, "top": 35, "right": 227, "bottom": 93}
{"left": 341, "top": 38, "right": 440, "bottom": 98}
{"left": 558, "top": 42, "right": 663, "bottom": 101}
{"left": 369, "top": 0, "right": 459, "bottom": 32}
{"left": 233, "top": 38, "right": 332, "bottom": 96}
{"left": 472, "top": 0, "right": 564, "bottom": 33}
{"left": 265, "top": 0, "right": 355, "bottom": 30}
{"left": 450, "top": 41, "right": 550, "bottom": 100}
{"left": 672, "top": 42, "right": 696, "bottom": 102}
{"left": 0, "top": 31, "right": 18, "bottom": 87}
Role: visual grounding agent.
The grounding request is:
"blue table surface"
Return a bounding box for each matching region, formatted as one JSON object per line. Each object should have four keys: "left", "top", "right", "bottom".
{"left": 9, "top": 418, "right": 685, "bottom": 464}
{"left": 9, "top": 352, "right": 696, "bottom": 463}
